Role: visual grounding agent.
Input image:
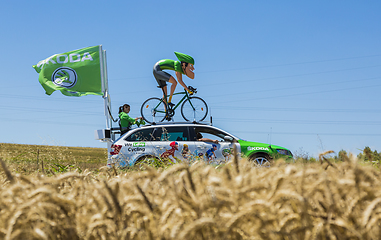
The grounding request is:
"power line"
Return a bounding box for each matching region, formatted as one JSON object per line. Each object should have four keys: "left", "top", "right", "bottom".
{"left": 0, "top": 118, "right": 101, "bottom": 127}
{"left": 206, "top": 76, "right": 380, "bottom": 99}
{"left": 0, "top": 105, "right": 102, "bottom": 116}
{"left": 200, "top": 54, "right": 381, "bottom": 74}
{"left": 210, "top": 82, "right": 381, "bottom": 104}
{"left": 214, "top": 117, "right": 381, "bottom": 125}
{"left": 211, "top": 106, "right": 381, "bottom": 113}
{"left": 107, "top": 53, "right": 381, "bottom": 81}
{"left": 0, "top": 93, "right": 101, "bottom": 104}
{"left": 200, "top": 64, "right": 381, "bottom": 87}
{"left": 233, "top": 130, "right": 381, "bottom": 137}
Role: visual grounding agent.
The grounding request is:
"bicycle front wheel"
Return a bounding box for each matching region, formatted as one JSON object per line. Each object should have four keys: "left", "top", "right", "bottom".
{"left": 181, "top": 96, "right": 208, "bottom": 122}
{"left": 141, "top": 97, "right": 167, "bottom": 123}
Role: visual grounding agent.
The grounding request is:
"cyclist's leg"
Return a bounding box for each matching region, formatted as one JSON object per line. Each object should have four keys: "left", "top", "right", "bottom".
{"left": 153, "top": 63, "right": 171, "bottom": 103}
{"left": 161, "top": 86, "right": 168, "bottom": 103}
{"left": 168, "top": 76, "right": 177, "bottom": 104}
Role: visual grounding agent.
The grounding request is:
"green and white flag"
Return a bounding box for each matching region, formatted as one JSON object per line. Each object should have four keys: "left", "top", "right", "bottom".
{"left": 33, "top": 45, "right": 103, "bottom": 97}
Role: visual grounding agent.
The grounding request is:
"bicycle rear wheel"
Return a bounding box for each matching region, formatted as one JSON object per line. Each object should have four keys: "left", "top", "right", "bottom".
{"left": 181, "top": 96, "right": 208, "bottom": 122}
{"left": 141, "top": 97, "right": 167, "bottom": 123}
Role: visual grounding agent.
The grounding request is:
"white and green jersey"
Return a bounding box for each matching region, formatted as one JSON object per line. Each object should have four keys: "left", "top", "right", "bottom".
{"left": 157, "top": 59, "right": 184, "bottom": 74}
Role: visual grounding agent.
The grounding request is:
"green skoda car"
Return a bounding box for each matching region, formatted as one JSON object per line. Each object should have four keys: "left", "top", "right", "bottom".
{"left": 107, "top": 122, "right": 293, "bottom": 167}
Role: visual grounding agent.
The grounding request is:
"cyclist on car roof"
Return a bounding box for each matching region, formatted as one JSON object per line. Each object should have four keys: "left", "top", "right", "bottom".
{"left": 153, "top": 52, "right": 195, "bottom": 108}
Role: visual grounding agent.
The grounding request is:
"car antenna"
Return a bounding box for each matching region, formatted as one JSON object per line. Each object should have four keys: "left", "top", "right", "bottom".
{"left": 210, "top": 107, "right": 213, "bottom": 125}
{"left": 268, "top": 127, "right": 272, "bottom": 148}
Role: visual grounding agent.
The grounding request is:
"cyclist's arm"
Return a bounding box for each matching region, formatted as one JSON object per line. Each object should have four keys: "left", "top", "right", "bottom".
{"left": 175, "top": 71, "right": 189, "bottom": 91}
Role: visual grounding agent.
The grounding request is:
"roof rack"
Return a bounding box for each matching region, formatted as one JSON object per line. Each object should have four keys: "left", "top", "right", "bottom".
{"left": 144, "top": 121, "right": 210, "bottom": 127}
{"left": 144, "top": 114, "right": 213, "bottom": 127}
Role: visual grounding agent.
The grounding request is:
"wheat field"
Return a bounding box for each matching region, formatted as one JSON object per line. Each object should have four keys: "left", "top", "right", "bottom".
{"left": 1, "top": 150, "right": 381, "bottom": 239}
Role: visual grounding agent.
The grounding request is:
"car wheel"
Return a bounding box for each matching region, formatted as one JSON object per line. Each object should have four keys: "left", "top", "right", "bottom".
{"left": 135, "top": 155, "right": 158, "bottom": 167}
{"left": 249, "top": 153, "right": 273, "bottom": 167}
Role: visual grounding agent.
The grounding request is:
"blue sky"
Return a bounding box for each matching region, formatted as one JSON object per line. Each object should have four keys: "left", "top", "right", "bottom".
{"left": 1, "top": 1, "right": 380, "bottom": 158}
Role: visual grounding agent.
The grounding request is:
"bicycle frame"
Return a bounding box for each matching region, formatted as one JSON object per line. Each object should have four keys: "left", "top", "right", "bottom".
{"left": 153, "top": 90, "right": 196, "bottom": 114}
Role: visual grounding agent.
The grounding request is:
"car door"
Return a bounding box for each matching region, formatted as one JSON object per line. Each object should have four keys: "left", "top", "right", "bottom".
{"left": 118, "top": 127, "right": 156, "bottom": 166}
{"left": 190, "top": 126, "right": 240, "bottom": 164}
{"left": 151, "top": 126, "right": 195, "bottom": 164}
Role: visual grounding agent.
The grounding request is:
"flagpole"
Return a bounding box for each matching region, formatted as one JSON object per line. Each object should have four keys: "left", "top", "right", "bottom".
{"left": 99, "top": 45, "right": 111, "bottom": 129}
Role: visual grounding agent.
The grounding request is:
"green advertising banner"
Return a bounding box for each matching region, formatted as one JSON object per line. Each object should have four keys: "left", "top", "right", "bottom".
{"left": 33, "top": 45, "right": 103, "bottom": 97}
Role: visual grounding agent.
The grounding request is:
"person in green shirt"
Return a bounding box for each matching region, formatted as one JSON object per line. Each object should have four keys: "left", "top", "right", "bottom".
{"left": 153, "top": 52, "right": 195, "bottom": 108}
{"left": 118, "top": 104, "right": 145, "bottom": 135}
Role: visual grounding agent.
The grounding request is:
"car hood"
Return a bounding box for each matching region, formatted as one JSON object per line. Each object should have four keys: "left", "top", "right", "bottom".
{"left": 238, "top": 140, "right": 289, "bottom": 155}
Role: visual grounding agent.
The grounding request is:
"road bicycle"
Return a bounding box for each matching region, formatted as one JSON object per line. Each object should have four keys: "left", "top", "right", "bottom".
{"left": 140, "top": 86, "right": 208, "bottom": 123}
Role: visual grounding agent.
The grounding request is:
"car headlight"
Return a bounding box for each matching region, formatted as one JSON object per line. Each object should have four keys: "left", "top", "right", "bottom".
{"left": 276, "top": 149, "right": 291, "bottom": 156}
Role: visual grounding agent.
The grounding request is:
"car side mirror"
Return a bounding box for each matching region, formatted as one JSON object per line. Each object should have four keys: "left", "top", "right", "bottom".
{"left": 224, "top": 136, "right": 233, "bottom": 142}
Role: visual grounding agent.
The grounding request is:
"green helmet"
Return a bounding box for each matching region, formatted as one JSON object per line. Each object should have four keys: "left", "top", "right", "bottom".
{"left": 174, "top": 52, "right": 194, "bottom": 65}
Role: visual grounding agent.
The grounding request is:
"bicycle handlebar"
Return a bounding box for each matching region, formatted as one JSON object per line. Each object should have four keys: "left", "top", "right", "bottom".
{"left": 188, "top": 86, "right": 197, "bottom": 94}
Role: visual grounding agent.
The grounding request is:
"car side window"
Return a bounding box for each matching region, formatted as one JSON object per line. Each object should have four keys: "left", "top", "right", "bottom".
{"left": 152, "top": 126, "right": 190, "bottom": 141}
{"left": 193, "top": 127, "right": 230, "bottom": 142}
{"left": 125, "top": 128, "right": 154, "bottom": 141}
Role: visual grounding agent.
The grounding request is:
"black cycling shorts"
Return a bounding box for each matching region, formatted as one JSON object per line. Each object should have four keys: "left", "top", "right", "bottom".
{"left": 153, "top": 63, "right": 171, "bottom": 88}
